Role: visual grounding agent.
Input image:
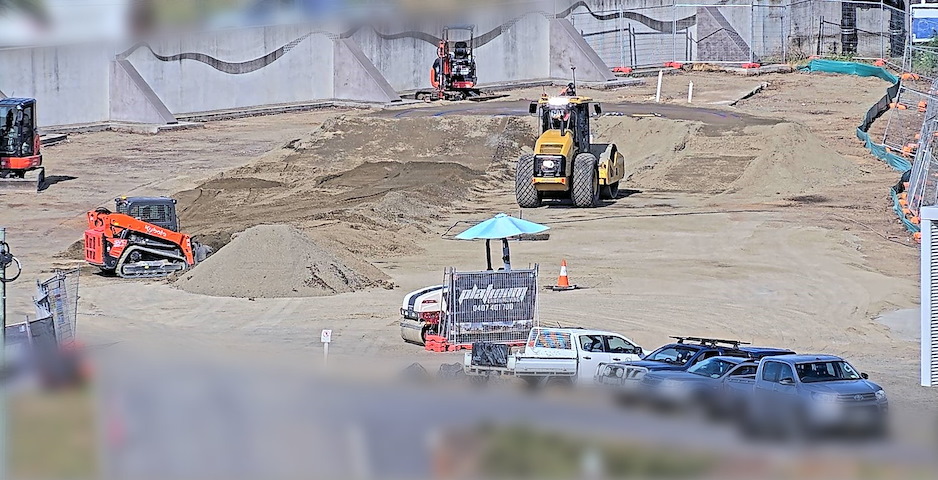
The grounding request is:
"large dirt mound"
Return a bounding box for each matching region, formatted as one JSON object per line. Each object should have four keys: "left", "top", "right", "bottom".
{"left": 174, "top": 115, "right": 534, "bottom": 258}
{"left": 616, "top": 117, "right": 858, "bottom": 199}
{"left": 176, "top": 224, "right": 391, "bottom": 298}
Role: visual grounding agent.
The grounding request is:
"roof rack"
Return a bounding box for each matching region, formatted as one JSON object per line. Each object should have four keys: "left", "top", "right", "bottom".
{"left": 670, "top": 336, "right": 751, "bottom": 348}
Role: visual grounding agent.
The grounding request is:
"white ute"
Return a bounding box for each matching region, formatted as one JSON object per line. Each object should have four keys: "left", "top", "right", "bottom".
{"left": 463, "top": 327, "right": 643, "bottom": 386}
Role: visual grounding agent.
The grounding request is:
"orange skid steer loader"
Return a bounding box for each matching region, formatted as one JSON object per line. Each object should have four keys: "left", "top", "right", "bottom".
{"left": 84, "top": 196, "right": 212, "bottom": 278}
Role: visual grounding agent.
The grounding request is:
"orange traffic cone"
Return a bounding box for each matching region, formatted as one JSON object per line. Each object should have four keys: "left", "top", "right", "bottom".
{"left": 550, "top": 259, "right": 578, "bottom": 291}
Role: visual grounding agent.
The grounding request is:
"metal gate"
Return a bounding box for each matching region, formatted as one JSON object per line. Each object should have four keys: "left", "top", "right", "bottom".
{"left": 33, "top": 268, "right": 81, "bottom": 346}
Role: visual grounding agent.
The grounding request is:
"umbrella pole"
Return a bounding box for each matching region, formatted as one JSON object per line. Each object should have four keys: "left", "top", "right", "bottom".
{"left": 485, "top": 239, "right": 493, "bottom": 271}
{"left": 502, "top": 238, "right": 511, "bottom": 271}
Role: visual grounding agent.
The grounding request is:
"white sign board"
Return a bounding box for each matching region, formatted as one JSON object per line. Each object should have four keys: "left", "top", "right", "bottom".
{"left": 321, "top": 329, "right": 332, "bottom": 343}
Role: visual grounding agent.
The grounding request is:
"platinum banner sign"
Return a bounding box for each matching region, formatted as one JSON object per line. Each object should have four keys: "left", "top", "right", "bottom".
{"left": 443, "top": 267, "right": 538, "bottom": 345}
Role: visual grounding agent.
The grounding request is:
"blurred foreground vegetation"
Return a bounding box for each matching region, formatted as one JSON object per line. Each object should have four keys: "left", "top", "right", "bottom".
{"left": 9, "top": 389, "right": 96, "bottom": 479}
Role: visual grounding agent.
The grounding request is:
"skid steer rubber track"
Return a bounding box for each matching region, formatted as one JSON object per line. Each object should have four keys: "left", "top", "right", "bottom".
{"left": 572, "top": 153, "right": 600, "bottom": 207}
{"left": 515, "top": 154, "right": 542, "bottom": 208}
{"left": 116, "top": 246, "right": 189, "bottom": 279}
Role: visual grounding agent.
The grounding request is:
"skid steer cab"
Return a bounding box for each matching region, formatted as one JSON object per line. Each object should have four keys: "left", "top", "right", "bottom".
{"left": 515, "top": 96, "right": 626, "bottom": 208}
{"left": 84, "top": 196, "right": 212, "bottom": 279}
{"left": 0, "top": 97, "right": 45, "bottom": 191}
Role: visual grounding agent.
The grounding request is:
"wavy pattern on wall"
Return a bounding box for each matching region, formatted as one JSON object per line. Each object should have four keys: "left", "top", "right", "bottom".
{"left": 117, "top": 32, "right": 324, "bottom": 74}
{"left": 340, "top": 16, "right": 534, "bottom": 49}
{"left": 119, "top": 3, "right": 697, "bottom": 75}
{"left": 559, "top": 1, "right": 696, "bottom": 32}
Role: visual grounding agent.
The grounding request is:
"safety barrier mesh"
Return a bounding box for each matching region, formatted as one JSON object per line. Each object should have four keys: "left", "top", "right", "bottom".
{"left": 905, "top": 76, "right": 938, "bottom": 232}
{"left": 33, "top": 268, "right": 81, "bottom": 346}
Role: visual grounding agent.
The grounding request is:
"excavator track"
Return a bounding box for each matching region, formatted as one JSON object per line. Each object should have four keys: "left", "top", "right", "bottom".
{"left": 116, "top": 246, "right": 189, "bottom": 279}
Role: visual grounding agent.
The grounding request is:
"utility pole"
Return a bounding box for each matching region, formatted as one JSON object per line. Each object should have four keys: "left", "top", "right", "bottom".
{"left": 1, "top": 227, "right": 23, "bottom": 478}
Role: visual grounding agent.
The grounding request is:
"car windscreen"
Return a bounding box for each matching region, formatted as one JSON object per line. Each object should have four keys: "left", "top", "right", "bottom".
{"left": 643, "top": 345, "right": 697, "bottom": 365}
{"left": 687, "top": 358, "right": 737, "bottom": 378}
{"left": 795, "top": 361, "right": 862, "bottom": 383}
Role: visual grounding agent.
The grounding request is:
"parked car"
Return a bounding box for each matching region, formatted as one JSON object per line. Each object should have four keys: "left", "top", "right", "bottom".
{"left": 638, "top": 356, "right": 762, "bottom": 411}
{"left": 596, "top": 337, "right": 792, "bottom": 390}
{"left": 463, "top": 327, "right": 643, "bottom": 387}
{"left": 739, "top": 354, "right": 888, "bottom": 437}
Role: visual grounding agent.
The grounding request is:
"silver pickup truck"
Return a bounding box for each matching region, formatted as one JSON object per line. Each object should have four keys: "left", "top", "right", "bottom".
{"left": 463, "top": 327, "right": 643, "bottom": 387}
{"left": 736, "top": 354, "right": 888, "bottom": 437}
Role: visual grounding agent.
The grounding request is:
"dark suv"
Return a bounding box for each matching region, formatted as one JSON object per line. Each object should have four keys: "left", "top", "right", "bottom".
{"left": 596, "top": 337, "right": 793, "bottom": 390}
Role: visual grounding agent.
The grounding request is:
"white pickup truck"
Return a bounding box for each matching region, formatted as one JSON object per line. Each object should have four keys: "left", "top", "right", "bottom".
{"left": 463, "top": 327, "right": 643, "bottom": 386}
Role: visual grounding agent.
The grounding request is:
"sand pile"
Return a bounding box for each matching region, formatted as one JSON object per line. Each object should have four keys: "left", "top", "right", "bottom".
{"left": 725, "top": 122, "right": 857, "bottom": 198}
{"left": 593, "top": 117, "right": 698, "bottom": 174}
{"left": 172, "top": 115, "right": 532, "bottom": 258}
{"left": 619, "top": 117, "right": 858, "bottom": 199}
{"left": 175, "top": 224, "right": 391, "bottom": 298}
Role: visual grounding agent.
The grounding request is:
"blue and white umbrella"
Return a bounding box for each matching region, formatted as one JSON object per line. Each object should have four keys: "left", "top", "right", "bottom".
{"left": 455, "top": 213, "right": 549, "bottom": 271}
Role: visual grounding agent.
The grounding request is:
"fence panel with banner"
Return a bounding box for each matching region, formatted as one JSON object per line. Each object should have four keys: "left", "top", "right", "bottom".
{"left": 33, "top": 268, "right": 80, "bottom": 346}
{"left": 442, "top": 267, "right": 538, "bottom": 347}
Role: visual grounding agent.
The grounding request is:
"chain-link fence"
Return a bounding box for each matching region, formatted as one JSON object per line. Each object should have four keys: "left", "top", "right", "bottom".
{"left": 442, "top": 267, "right": 538, "bottom": 347}
{"left": 907, "top": 76, "right": 938, "bottom": 216}
{"left": 33, "top": 268, "right": 81, "bottom": 346}
{"left": 800, "top": 1, "right": 907, "bottom": 67}
{"left": 904, "top": 45, "right": 938, "bottom": 83}
{"left": 570, "top": 4, "right": 687, "bottom": 69}
{"left": 565, "top": 0, "right": 906, "bottom": 68}
{"left": 881, "top": 86, "right": 930, "bottom": 156}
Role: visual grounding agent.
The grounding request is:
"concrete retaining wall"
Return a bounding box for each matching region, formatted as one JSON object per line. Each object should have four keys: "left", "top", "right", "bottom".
{"left": 0, "top": 44, "right": 111, "bottom": 127}
{"left": 351, "top": 12, "right": 558, "bottom": 91}
{"left": 351, "top": 11, "right": 613, "bottom": 92}
{"left": 123, "top": 27, "right": 336, "bottom": 115}
{"left": 2, "top": 1, "right": 897, "bottom": 128}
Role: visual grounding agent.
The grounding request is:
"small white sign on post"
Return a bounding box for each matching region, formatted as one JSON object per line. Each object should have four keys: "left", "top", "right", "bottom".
{"left": 321, "top": 329, "right": 332, "bottom": 366}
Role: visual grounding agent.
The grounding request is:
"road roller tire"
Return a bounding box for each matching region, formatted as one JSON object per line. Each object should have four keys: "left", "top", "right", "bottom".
{"left": 515, "top": 154, "right": 541, "bottom": 208}
{"left": 600, "top": 181, "right": 620, "bottom": 200}
{"left": 572, "top": 153, "right": 600, "bottom": 207}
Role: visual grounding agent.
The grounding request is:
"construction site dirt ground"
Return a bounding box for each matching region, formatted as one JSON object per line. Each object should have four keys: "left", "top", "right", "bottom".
{"left": 3, "top": 70, "right": 934, "bottom": 423}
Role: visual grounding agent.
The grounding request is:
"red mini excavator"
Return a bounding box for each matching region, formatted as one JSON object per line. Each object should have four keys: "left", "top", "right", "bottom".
{"left": 0, "top": 97, "right": 45, "bottom": 191}
{"left": 416, "top": 25, "right": 505, "bottom": 102}
{"left": 84, "top": 196, "right": 211, "bottom": 278}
